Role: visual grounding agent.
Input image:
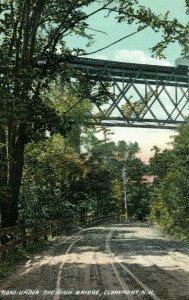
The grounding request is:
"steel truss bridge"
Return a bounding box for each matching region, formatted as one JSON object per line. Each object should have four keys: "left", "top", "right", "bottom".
{"left": 69, "top": 57, "right": 189, "bottom": 129}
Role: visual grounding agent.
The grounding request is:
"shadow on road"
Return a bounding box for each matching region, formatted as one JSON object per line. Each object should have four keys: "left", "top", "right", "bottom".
{"left": 0, "top": 223, "right": 189, "bottom": 300}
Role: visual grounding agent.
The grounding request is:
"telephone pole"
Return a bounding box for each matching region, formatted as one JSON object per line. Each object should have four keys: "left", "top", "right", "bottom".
{"left": 122, "top": 168, "right": 128, "bottom": 219}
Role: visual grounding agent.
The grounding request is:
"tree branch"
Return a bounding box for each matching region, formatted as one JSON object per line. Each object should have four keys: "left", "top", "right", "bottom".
{"left": 20, "top": 0, "right": 30, "bottom": 67}
{"left": 85, "top": 0, "right": 115, "bottom": 19}
{"left": 61, "top": 0, "right": 115, "bottom": 36}
{"left": 29, "top": 0, "right": 47, "bottom": 63}
{"left": 38, "top": 1, "right": 80, "bottom": 60}
{"left": 7, "top": 1, "right": 16, "bottom": 58}
{"left": 79, "top": 26, "right": 147, "bottom": 56}
{"left": 38, "top": 0, "right": 115, "bottom": 62}
{"left": 88, "top": 27, "right": 108, "bottom": 35}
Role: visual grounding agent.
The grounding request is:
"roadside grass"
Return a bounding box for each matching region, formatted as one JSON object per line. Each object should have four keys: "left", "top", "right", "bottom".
{"left": 0, "top": 236, "right": 59, "bottom": 281}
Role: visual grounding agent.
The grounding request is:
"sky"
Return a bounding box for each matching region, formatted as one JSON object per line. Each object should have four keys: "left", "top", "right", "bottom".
{"left": 66, "top": 0, "right": 189, "bottom": 162}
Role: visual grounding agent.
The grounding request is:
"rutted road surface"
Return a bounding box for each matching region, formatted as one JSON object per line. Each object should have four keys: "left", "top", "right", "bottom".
{"left": 0, "top": 222, "right": 189, "bottom": 300}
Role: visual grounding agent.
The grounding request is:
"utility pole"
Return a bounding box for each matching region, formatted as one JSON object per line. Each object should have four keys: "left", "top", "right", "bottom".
{"left": 122, "top": 168, "right": 128, "bottom": 220}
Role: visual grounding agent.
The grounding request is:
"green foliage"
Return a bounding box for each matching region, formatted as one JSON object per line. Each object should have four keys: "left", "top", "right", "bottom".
{"left": 149, "top": 146, "right": 175, "bottom": 182}
{"left": 20, "top": 134, "right": 115, "bottom": 223}
{"left": 48, "top": 84, "right": 93, "bottom": 152}
{"left": 0, "top": 0, "right": 118, "bottom": 227}
{"left": 20, "top": 135, "right": 86, "bottom": 223}
{"left": 87, "top": 140, "right": 150, "bottom": 220}
{"left": 113, "top": 0, "right": 189, "bottom": 58}
{"left": 1, "top": 0, "right": 189, "bottom": 227}
{"left": 19, "top": 131, "right": 151, "bottom": 224}
{"left": 150, "top": 121, "right": 189, "bottom": 241}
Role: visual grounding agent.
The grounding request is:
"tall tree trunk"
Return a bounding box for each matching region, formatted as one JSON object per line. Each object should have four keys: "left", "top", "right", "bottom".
{"left": 1, "top": 123, "right": 26, "bottom": 228}
{"left": 0, "top": 127, "right": 8, "bottom": 227}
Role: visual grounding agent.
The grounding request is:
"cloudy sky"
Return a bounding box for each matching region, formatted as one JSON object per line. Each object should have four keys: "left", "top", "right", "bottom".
{"left": 66, "top": 0, "right": 188, "bottom": 162}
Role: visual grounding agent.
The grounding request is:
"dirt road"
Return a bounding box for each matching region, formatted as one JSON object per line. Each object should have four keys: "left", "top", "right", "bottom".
{"left": 0, "top": 222, "right": 189, "bottom": 300}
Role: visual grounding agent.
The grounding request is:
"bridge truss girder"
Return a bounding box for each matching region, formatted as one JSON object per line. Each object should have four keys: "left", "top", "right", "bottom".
{"left": 69, "top": 57, "right": 189, "bottom": 129}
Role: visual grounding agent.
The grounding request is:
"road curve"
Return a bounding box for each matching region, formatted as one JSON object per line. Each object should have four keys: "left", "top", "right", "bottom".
{"left": 0, "top": 222, "right": 189, "bottom": 300}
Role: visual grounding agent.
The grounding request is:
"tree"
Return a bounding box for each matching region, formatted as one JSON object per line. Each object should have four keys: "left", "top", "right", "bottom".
{"left": 49, "top": 84, "right": 93, "bottom": 152}
{"left": 1, "top": 0, "right": 189, "bottom": 227}
{"left": 87, "top": 140, "right": 150, "bottom": 219}
{"left": 0, "top": 0, "right": 114, "bottom": 227}
{"left": 148, "top": 146, "right": 174, "bottom": 182}
{"left": 150, "top": 120, "right": 189, "bottom": 241}
{"left": 20, "top": 134, "right": 88, "bottom": 223}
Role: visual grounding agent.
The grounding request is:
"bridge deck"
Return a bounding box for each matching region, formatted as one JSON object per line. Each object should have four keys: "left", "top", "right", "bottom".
{"left": 69, "top": 57, "right": 189, "bottom": 85}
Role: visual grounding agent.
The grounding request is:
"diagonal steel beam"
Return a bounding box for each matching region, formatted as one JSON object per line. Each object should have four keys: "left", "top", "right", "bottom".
{"left": 69, "top": 57, "right": 189, "bottom": 129}
{"left": 104, "top": 70, "right": 141, "bottom": 118}
{"left": 141, "top": 74, "right": 175, "bottom": 121}
{"left": 113, "top": 80, "right": 142, "bottom": 120}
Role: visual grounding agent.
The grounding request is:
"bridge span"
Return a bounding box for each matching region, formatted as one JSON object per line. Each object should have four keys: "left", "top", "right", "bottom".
{"left": 68, "top": 57, "right": 189, "bottom": 129}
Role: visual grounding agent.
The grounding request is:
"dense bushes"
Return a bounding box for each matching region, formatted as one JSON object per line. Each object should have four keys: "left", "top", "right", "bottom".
{"left": 149, "top": 121, "right": 189, "bottom": 241}
{"left": 19, "top": 136, "right": 151, "bottom": 224}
